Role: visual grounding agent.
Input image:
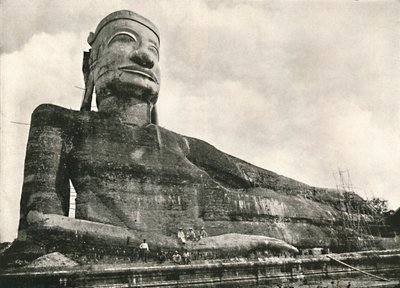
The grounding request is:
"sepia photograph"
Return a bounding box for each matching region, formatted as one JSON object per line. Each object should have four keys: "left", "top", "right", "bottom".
{"left": 1, "top": 0, "right": 399, "bottom": 286}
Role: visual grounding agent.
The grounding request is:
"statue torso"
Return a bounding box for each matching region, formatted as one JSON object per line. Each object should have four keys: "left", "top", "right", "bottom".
{"left": 30, "top": 104, "right": 207, "bottom": 235}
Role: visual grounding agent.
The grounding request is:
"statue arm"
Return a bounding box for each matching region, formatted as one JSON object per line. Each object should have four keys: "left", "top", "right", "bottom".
{"left": 183, "top": 136, "right": 255, "bottom": 189}
{"left": 183, "top": 136, "right": 310, "bottom": 193}
{"left": 19, "top": 104, "right": 72, "bottom": 230}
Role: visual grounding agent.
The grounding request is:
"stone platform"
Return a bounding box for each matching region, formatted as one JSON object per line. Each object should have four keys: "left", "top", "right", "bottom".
{"left": 1, "top": 250, "right": 399, "bottom": 287}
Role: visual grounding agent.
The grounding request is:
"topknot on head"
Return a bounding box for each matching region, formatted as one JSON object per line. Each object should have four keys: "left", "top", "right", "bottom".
{"left": 87, "top": 10, "right": 160, "bottom": 46}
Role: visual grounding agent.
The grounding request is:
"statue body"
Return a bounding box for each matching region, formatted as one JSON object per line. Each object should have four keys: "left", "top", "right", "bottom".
{"left": 12, "top": 11, "right": 377, "bottom": 261}
{"left": 20, "top": 103, "right": 344, "bottom": 249}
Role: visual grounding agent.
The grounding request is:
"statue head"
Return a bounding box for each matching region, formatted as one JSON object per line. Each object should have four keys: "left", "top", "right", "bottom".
{"left": 81, "top": 10, "right": 160, "bottom": 122}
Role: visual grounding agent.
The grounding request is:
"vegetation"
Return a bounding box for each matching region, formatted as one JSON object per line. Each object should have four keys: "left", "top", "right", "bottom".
{"left": 367, "top": 197, "right": 388, "bottom": 215}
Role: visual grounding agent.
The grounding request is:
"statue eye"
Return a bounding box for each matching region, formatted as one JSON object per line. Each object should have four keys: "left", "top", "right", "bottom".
{"left": 149, "top": 45, "right": 159, "bottom": 59}
{"left": 108, "top": 32, "right": 138, "bottom": 46}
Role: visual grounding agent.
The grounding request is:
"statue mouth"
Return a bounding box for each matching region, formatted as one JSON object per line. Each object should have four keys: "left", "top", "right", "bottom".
{"left": 118, "top": 67, "right": 159, "bottom": 84}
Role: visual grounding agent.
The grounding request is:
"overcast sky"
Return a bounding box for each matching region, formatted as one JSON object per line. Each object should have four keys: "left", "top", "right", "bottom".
{"left": 1, "top": 0, "right": 399, "bottom": 242}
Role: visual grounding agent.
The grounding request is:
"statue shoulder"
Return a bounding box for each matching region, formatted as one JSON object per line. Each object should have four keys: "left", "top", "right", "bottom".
{"left": 145, "top": 124, "right": 191, "bottom": 155}
{"left": 30, "top": 104, "right": 90, "bottom": 129}
{"left": 149, "top": 125, "right": 223, "bottom": 157}
{"left": 31, "top": 104, "right": 74, "bottom": 126}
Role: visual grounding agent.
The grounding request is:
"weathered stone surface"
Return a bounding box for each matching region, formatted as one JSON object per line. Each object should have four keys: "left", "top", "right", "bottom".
{"left": 2, "top": 251, "right": 400, "bottom": 287}
{"left": 16, "top": 103, "right": 381, "bottom": 254}
{"left": 192, "top": 233, "right": 299, "bottom": 253}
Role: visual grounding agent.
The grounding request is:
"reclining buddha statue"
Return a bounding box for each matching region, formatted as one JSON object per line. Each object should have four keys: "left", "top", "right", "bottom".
{"left": 13, "top": 10, "right": 375, "bottom": 261}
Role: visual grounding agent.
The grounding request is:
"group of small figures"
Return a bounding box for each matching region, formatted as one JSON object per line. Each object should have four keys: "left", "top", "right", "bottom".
{"left": 137, "top": 227, "right": 208, "bottom": 263}
{"left": 177, "top": 226, "right": 208, "bottom": 244}
{"left": 157, "top": 249, "right": 192, "bottom": 265}
{"left": 138, "top": 242, "right": 192, "bottom": 265}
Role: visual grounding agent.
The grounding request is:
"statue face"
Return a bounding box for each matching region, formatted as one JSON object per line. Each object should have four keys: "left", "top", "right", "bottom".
{"left": 92, "top": 19, "right": 160, "bottom": 106}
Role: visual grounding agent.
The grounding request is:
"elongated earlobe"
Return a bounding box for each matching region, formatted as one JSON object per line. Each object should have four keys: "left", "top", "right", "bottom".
{"left": 151, "top": 105, "right": 158, "bottom": 125}
{"left": 80, "top": 51, "right": 94, "bottom": 111}
{"left": 80, "top": 74, "right": 94, "bottom": 111}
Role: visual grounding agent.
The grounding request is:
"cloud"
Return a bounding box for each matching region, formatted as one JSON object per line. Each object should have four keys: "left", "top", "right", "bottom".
{"left": 156, "top": 0, "right": 400, "bottom": 208}
{"left": 0, "top": 32, "right": 85, "bottom": 242}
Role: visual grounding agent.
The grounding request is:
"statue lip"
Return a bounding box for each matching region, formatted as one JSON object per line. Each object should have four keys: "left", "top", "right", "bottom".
{"left": 118, "top": 66, "right": 159, "bottom": 84}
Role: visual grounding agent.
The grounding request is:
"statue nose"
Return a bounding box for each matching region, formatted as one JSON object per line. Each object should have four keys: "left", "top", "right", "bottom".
{"left": 130, "top": 51, "right": 154, "bottom": 69}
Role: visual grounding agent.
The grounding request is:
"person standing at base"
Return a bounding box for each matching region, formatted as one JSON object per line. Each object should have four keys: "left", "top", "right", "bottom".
{"left": 177, "top": 227, "right": 186, "bottom": 244}
{"left": 139, "top": 239, "right": 149, "bottom": 262}
{"left": 187, "top": 228, "right": 196, "bottom": 241}
{"left": 182, "top": 249, "right": 191, "bottom": 265}
{"left": 157, "top": 250, "right": 167, "bottom": 264}
{"left": 172, "top": 250, "right": 182, "bottom": 264}
{"left": 199, "top": 227, "right": 208, "bottom": 239}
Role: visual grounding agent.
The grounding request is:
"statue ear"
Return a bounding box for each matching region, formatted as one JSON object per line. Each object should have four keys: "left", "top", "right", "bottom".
{"left": 80, "top": 50, "right": 94, "bottom": 111}
{"left": 82, "top": 51, "right": 91, "bottom": 84}
{"left": 151, "top": 105, "right": 158, "bottom": 125}
{"left": 87, "top": 32, "right": 95, "bottom": 45}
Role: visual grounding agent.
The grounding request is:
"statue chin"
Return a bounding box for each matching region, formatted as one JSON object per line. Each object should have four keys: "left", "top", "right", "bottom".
{"left": 96, "top": 80, "right": 159, "bottom": 107}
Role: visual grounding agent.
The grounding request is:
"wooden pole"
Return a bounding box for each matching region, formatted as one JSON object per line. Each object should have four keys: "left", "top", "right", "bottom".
{"left": 326, "top": 255, "right": 389, "bottom": 281}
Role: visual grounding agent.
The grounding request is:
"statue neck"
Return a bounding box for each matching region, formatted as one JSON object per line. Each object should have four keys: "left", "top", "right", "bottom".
{"left": 98, "top": 96, "right": 152, "bottom": 126}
